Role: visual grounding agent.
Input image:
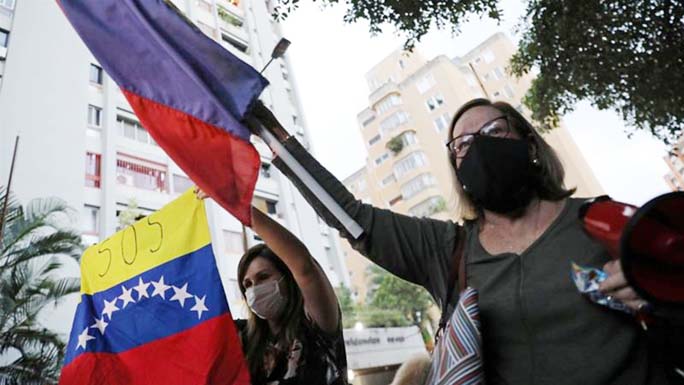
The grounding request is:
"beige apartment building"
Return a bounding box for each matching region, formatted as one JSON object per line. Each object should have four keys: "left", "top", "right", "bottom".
{"left": 343, "top": 33, "right": 604, "bottom": 303}
{"left": 664, "top": 135, "right": 684, "bottom": 191}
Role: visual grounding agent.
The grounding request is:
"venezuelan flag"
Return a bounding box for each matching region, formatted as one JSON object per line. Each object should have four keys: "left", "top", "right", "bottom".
{"left": 57, "top": 0, "right": 268, "bottom": 225}
{"left": 59, "top": 191, "right": 250, "bottom": 385}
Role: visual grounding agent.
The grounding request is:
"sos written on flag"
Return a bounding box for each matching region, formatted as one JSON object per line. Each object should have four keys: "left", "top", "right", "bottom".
{"left": 59, "top": 190, "right": 250, "bottom": 385}
{"left": 57, "top": 0, "right": 269, "bottom": 225}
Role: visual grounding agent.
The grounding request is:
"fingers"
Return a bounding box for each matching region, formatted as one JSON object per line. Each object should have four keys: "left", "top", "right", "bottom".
{"left": 602, "top": 260, "right": 620, "bottom": 275}
{"left": 193, "top": 187, "right": 209, "bottom": 200}
{"left": 598, "top": 270, "right": 627, "bottom": 292}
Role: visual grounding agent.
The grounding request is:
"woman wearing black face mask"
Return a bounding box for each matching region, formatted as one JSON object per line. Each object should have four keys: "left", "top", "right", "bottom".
{"left": 258, "top": 99, "right": 670, "bottom": 384}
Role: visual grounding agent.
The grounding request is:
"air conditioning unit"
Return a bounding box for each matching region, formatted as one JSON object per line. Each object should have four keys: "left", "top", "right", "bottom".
{"left": 116, "top": 174, "right": 134, "bottom": 186}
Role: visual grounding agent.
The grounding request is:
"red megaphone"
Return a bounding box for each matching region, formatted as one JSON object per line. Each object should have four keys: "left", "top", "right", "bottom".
{"left": 579, "top": 192, "right": 684, "bottom": 306}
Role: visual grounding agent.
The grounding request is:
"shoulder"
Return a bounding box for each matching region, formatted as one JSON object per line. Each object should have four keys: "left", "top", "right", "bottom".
{"left": 234, "top": 319, "right": 247, "bottom": 335}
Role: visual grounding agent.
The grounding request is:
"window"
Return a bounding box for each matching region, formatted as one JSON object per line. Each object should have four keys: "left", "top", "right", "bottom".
{"left": 400, "top": 173, "right": 436, "bottom": 200}
{"left": 426, "top": 94, "right": 445, "bottom": 112}
{"left": 504, "top": 84, "right": 515, "bottom": 98}
{"left": 85, "top": 152, "right": 101, "bottom": 188}
{"left": 254, "top": 197, "right": 278, "bottom": 215}
{"left": 82, "top": 205, "right": 100, "bottom": 235}
{"left": 393, "top": 151, "right": 427, "bottom": 179}
{"left": 117, "top": 116, "right": 157, "bottom": 145}
{"left": 379, "top": 111, "right": 409, "bottom": 136}
{"left": 116, "top": 154, "right": 168, "bottom": 192}
{"left": 0, "top": 28, "right": 8, "bottom": 48}
{"left": 266, "top": 200, "right": 277, "bottom": 215}
{"left": 389, "top": 195, "right": 402, "bottom": 206}
{"left": 381, "top": 174, "right": 396, "bottom": 187}
{"left": 173, "top": 174, "right": 193, "bottom": 193}
{"left": 0, "top": 0, "right": 15, "bottom": 10}
{"left": 399, "top": 59, "right": 405, "bottom": 69}
{"left": 368, "top": 134, "right": 381, "bottom": 146}
{"left": 90, "top": 64, "right": 103, "bottom": 85}
{"left": 374, "top": 94, "right": 402, "bottom": 114}
{"left": 374, "top": 152, "right": 389, "bottom": 166}
{"left": 433, "top": 113, "right": 451, "bottom": 132}
{"left": 197, "top": 0, "right": 212, "bottom": 12}
{"left": 409, "top": 196, "right": 446, "bottom": 217}
{"left": 361, "top": 115, "right": 376, "bottom": 127}
{"left": 260, "top": 163, "right": 271, "bottom": 178}
{"left": 357, "top": 179, "right": 367, "bottom": 192}
{"left": 88, "top": 105, "right": 102, "bottom": 127}
{"left": 416, "top": 73, "right": 436, "bottom": 94}
{"left": 223, "top": 230, "right": 244, "bottom": 254}
{"left": 494, "top": 67, "right": 505, "bottom": 80}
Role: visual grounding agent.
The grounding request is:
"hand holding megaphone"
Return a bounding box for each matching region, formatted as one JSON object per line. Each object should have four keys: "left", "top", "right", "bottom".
{"left": 580, "top": 192, "right": 684, "bottom": 323}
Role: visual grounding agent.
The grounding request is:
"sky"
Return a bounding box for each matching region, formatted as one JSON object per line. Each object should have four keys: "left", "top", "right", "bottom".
{"left": 279, "top": 0, "right": 672, "bottom": 206}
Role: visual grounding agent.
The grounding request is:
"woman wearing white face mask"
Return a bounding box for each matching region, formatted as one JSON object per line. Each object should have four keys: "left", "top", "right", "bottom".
{"left": 235, "top": 207, "right": 346, "bottom": 385}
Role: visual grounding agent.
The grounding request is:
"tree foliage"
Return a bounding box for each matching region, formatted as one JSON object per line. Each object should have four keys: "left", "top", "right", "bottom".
{"left": 510, "top": 1, "right": 684, "bottom": 143}
{"left": 0, "top": 187, "right": 82, "bottom": 385}
{"left": 365, "top": 265, "right": 434, "bottom": 326}
{"left": 272, "top": 0, "right": 684, "bottom": 143}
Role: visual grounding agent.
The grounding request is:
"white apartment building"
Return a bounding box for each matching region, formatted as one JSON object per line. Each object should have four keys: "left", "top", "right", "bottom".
{"left": 0, "top": 0, "right": 350, "bottom": 336}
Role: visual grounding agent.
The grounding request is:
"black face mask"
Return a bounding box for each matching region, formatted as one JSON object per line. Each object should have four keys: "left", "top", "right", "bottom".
{"left": 456, "top": 135, "right": 536, "bottom": 214}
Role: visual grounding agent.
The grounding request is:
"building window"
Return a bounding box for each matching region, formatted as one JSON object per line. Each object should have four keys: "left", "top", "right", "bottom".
{"left": 393, "top": 151, "right": 427, "bottom": 179}
{"left": 388, "top": 195, "right": 402, "bottom": 206}
{"left": 117, "top": 115, "right": 157, "bottom": 145}
{"left": 494, "top": 67, "right": 505, "bottom": 79}
{"left": 504, "top": 84, "right": 515, "bottom": 98}
{"left": 374, "top": 94, "right": 402, "bottom": 114}
{"left": 374, "top": 152, "right": 389, "bottom": 166}
{"left": 400, "top": 173, "right": 436, "bottom": 200}
{"left": 368, "top": 134, "right": 381, "bottom": 146}
{"left": 0, "top": 28, "right": 8, "bottom": 48}
{"left": 116, "top": 154, "right": 168, "bottom": 192}
{"left": 433, "top": 113, "right": 451, "bottom": 132}
{"left": 89, "top": 64, "right": 103, "bottom": 85}
{"left": 394, "top": 130, "right": 418, "bottom": 149}
{"left": 223, "top": 230, "right": 244, "bottom": 254}
{"left": 88, "top": 105, "right": 102, "bottom": 127}
{"left": 379, "top": 111, "right": 409, "bottom": 136}
{"left": 254, "top": 197, "right": 278, "bottom": 215}
{"left": 381, "top": 174, "right": 396, "bottom": 187}
{"left": 426, "top": 94, "right": 444, "bottom": 112}
{"left": 85, "top": 152, "right": 101, "bottom": 188}
{"left": 260, "top": 163, "right": 271, "bottom": 178}
{"left": 409, "top": 196, "right": 446, "bottom": 217}
{"left": 173, "top": 174, "right": 193, "bottom": 193}
{"left": 361, "top": 115, "right": 376, "bottom": 127}
{"left": 416, "top": 73, "right": 436, "bottom": 94}
{"left": 82, "top": 205, "right": 100, "bottom": 235}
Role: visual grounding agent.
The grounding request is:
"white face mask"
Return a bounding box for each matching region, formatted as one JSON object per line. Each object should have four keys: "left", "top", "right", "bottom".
{"left": 245, "top": 276, "right": 286, "bottom": 320}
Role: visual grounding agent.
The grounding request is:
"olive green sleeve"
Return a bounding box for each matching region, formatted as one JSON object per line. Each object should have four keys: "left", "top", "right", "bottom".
{"left": 271, "top": 137, "right": 459, "bottom": 307}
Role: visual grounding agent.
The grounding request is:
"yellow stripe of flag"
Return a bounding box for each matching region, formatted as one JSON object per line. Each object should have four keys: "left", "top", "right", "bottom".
{"left": 80, "top": 189, "right": 211, "bottom": 295}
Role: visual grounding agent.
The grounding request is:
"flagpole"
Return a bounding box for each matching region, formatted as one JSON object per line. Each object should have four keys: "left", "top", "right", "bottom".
{"left": 246, "top": 102, "right": 363, "bottom": 240}
{"left": 0, "top": 135, "right": 20, "bottom": 244}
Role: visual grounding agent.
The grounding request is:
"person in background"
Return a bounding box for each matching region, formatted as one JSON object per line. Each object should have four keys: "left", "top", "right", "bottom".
{"left": 195, "top": 189, "right": 347, "bottom": 385}
{"left": 257, "top": 99, "right": 670, "bottom": 384}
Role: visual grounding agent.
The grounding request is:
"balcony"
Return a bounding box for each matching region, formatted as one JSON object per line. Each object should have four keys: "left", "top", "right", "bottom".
{"left": 217, "top": 0, "right": 244, "bottom": 19}
{"left": 368, "top": 81, "right": 399, "bottom": 106}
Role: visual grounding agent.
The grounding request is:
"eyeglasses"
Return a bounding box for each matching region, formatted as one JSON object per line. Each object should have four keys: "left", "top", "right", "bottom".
{"left": 446, "top": 115, "right": 512, "bottom": 158}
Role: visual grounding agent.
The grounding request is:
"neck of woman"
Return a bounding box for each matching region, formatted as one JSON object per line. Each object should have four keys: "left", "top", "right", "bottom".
{"left": 480, "top": 197, "right": 565, "bottom": 236}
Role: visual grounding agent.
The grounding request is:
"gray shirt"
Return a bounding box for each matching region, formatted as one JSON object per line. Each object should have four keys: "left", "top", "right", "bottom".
{"left": 273, "top": 137, "right": 667, "bottom": 385}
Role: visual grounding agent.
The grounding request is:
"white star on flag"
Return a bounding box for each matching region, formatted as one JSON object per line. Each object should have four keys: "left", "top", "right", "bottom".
{"left": 90, "top": 317, "right": 108, "bottom": 335}
{"left": 151, "top": 276, "right": 171, "bottom": 299}
{"left": 190, "top": 295, "right": 209, "bottom": 319}
{"left": 119, "top": 285, "right": 136, "bottom": 309}
{"left": 170, "top": 283, "right": 193, "bottom": 308}
{"left": 102, "top": 298, "right": 119, "bottom": 320}
{"left": 77, "top": 327, "right": 96, "bottom": 350}
{"left": 133, "top": 277, "right": 151, "bottom": 300}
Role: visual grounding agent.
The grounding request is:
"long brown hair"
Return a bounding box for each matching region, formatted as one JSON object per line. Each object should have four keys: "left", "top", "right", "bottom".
{"left": 447, "top": 98, "right": 575, "bottom": 219}
{"left": 237, "top": 244, "right": 305, "bottom": 382}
